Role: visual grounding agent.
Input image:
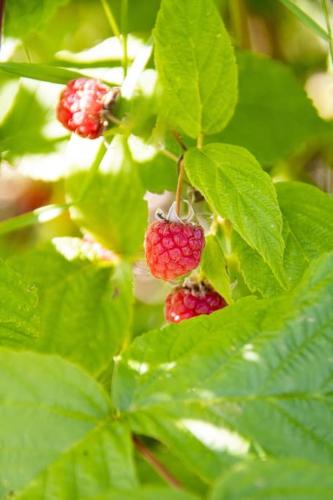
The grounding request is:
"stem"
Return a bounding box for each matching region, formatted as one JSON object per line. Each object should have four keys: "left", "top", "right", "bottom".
{"left": 172, "top": 130, "right": 187, "bottom": 151}
{"left": 229, "top": 0, "right": 251, "bottom": 49}
{"left": 133, "top": 436, "right": 182, "bottom": 490}
{"left": 121, "top": 0, "right": 129, "bottom": 77}
{"left": 321, "top": 0, "right": 333, "bottom": 69}
{"left": 0, "top": 203, "right": 70, "bottom": 236}
{"left": 197, "top": 133, "right": 204, "bottom": 149}
{"left": 100, "top": 0, "right": 121, "bottom": 39}
{"left": 0, "top": 0, "right": 5, "bottom": 50}
{"left": 175, "top": 157, "right": 185, "bottom": 217}
{"left": 159, "top": 148, "right": 179, "bottom": 162}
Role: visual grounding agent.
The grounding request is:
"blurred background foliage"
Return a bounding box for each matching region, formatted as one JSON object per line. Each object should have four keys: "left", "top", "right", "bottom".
{"left": 0, "top": 0, "right": 333, "bottom": 335}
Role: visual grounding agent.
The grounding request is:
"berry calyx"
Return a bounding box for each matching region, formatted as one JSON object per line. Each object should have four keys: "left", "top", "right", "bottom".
{"left": 57, "top": 78, "right": 119, "bottom": 139}
{"left": 145, "top": 215, "right": 205, "bottom": 281}
{"left": 165, "top": 283, "right": 227, "bottom": 323}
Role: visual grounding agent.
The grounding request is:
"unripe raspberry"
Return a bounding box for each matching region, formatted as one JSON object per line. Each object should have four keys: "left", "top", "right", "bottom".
{"left": 145, "top": 219, "right": 205, "bottom": 281}
{"left": 57, "top": 78, "right": 119, "bottom": 139}
{"left": 165, "top": 284, "right": 226, "bottom": 323}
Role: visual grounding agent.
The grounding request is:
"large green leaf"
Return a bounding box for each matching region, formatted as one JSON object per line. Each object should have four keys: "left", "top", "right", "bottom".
{"left": 277, "top": 181, "right": 333, "bottom": 259}
{"left": 93, "top": 487, "right": 198, "bottom": 500}
{"left": 0, "top": 349, "right": 112, "bottom": 496}
{"left": 17, "top": 422, "right": 138, "bottom": 499}
{"left": 0, "top": 84, "right": 61, "bottom": 159}
{"left": 220, "top": 52, "right": 332, "bottom": 164}
{"left": 234, "top": 181, "right": 333, "bottom": 297}
{"left": 211, "top": 459, "right": 333, "bottom": 499}
{"left": 154, "top": 0, "right": 237, "bottom": 138}
{"left": 4, "top": 0, "right": 70, "bottom": 38}
{"left": 185, "top": 144, "right": 285, "bottom": 282}
{"left": 9, "top": 238, "right": 133, "bottom": 376}
{"left": 113, "top": 252, "right": 333, "bottom": 481}
{"left": 67, "top": 137, "right": 147, "bottom": 258}
{"left": 0, "top": 260, "right": 39, "bottom": 349}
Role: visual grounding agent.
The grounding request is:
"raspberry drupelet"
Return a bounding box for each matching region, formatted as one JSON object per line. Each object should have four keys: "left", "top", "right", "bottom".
{"left": 165, "top": 284, "right": 226, "bottom": 323}
{"left": 57, "top": 78, "right": 119, "bottom": 139}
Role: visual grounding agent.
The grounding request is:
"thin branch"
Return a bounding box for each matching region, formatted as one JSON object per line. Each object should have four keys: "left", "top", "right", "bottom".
{"left": 321, "top": 0, "right": 333, "bottom": 69}
{"left": 175, "top": 156, "right": 185, "bottom": 217}
{"left": 158, "top": 148, "right": 179, "bottom": 163}
{"left": 133, "top": 436, "right": 183, "bottom": 490}
{"left": 172, "top": 130, "right": 187, "bottom": 151}
{"left": 100, "top": 0, "right": 121, "bottom": 39}
{"left": 121, "top": 0, "right": 129, "bottom": 77}
{"left": 0, "top": 0, "right": 5, "bottom": 50}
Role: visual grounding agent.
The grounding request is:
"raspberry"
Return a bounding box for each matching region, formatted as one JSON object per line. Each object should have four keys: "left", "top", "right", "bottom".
{"left": 145, "top": 219, "right": 205, "bottom": 281}
{"left": 165, "top": 284, "right": 227, "bottom": 323}
{"left": 57, "top": 78, "right": 118, "bottom": 139}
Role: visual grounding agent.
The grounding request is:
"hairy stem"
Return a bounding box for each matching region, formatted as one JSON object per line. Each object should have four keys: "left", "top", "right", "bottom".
{"left": 175, "top": 157, "right": 185, "bottom": 217}
{"left": 133, "top": 436, "right": 182, "bottom": 490}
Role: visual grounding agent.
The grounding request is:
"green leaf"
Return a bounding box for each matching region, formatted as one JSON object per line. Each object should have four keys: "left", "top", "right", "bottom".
{"left": 0, "top": 84, "right": 62, "bottom": 158}
{"left": 234, "top": 181, "right": 333, "bottom": 297}
{"left": 154, "top": 0, "right": 237, "bottom": 138}
{"left": 0, "top": 204, "right": 70, "bottom": 237}
{"left": 185, "top": 144, "right": 285, "bottom": 282}
{"left": 220, "top": 52, "right": 332, "bottom": 164}
{"left": 92, "top": 487, "right": 198, "bottom": 500}
{"left": 4, "top": 0, "right": 70, "bottom": 38}
{"left": 201, "top": 235, "right": 232, "bottom": 303}
{"left": 211, "top": 459, "right": 333, "bottom": 500}
{"left": 9, "top": 238, "right": 133, "bottom": 376}
{"left": 135, "top": 151, "right": 178, "bottom": 193}
{"left": 277, "top": 0, "right": 330, "bottom": 42}
{"left": 0, "top": 349, "right": 112, "bottom": 496}
{"left": 113, "top": 252, "right": 333, "bottom": 480}
{"left": 232, "top": 220, "right": 307, "bottom": 297}
{"left": 0, "top": 260, "right": 39, "bottom": 348}
{"left": 0, "top": 62, "right": 88, "bottom": 85}
{"left": 67, "top": 137, "right": 148, "bottom": 258}
{"left": 277, "top": 181, "right": 333, "bottom": 259}
{"left": 17, "top": 422, "right": 138, "bottom": 499}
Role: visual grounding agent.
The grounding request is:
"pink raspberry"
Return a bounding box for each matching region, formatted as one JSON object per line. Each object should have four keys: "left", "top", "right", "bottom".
{"left": 165, "top": 284, "right": 227, "bottom": 323}
{"left": 145, "top": 220, "right": 205, "bottom": 281}
{"left": 57, "top": 78, "right": 118, "bottom": 139}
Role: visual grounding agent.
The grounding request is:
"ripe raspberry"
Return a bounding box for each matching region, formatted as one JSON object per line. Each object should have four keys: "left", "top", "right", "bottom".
{"left": 57, "top": 78, "right": 118, "bottom": 139}
{"left": 145, "top": 219, "right": 205, "bottom": 281}
{"left": 165, "top": 284, "right": 226, "bottom": 323}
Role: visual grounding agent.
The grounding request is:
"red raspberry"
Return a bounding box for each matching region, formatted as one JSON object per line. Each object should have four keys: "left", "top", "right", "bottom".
{"left": 145, "top": 220, "right": 205, "bottom": 281}
{"left": 165, "top": 285, "right": 226, "bottom": 323}
{"left": 57, "top": 78, "right": 117, "bottom": 139}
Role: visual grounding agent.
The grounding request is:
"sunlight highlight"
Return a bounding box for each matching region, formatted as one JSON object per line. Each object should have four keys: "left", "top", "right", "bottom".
{"left": 179, "top": 419, "right": 249, "bottom": 455}
{"left": 241, "top": 343, "right": 260, "bottom": 363}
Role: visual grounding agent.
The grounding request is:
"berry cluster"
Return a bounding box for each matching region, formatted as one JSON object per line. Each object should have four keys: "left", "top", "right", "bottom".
{"left": 145, "top": 209, "right": 227, "bottom": 323}
{"left": 57, "top": 79, "right": 227, "bottom": 324}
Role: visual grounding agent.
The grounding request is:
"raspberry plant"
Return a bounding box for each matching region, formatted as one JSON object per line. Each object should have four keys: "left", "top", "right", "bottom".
{"left": 1, "top": 0, "right": 333, "bottom": 498}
